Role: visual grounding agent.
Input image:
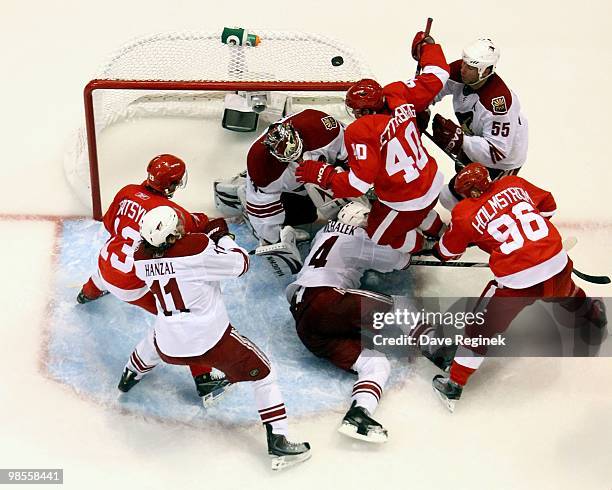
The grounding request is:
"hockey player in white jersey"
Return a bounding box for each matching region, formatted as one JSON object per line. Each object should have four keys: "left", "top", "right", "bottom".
{"left": 119, "top": 206, "right": 311, "bottom": 470}
{"left": 430, "top": 38, "right": 528, "bottom": 210}
{"left": 286, "top": 201, "right": 411, "bottom": 443}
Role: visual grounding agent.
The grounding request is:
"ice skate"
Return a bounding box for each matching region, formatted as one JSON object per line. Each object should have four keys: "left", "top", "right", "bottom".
{"left": 265, "top": 423, "right": 311, "bottom": 471}
{"left": 422, "top": 343, "right": 457, "bottom": 372}
{"left": 584, "top": 298, "right": 608, "bottom": 329}
{"left": 117, "top": 368, "right": 141, "bottom": 393}
{"left": 432, "top": 375, "right": 463, "bottom": 413}
{"left": 337, "top": 401, "right": 388, "bottom": 443}
{"left": 76, "top": 286, "right": 108, "bottom": 304}
{"left": 193, "top": 370, "right": 232, "bottom": 407}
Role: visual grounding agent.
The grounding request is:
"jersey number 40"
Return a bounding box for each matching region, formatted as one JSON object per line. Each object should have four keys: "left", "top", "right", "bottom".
{"left": 385, "top": 121, "right": 428, "bottom": 184}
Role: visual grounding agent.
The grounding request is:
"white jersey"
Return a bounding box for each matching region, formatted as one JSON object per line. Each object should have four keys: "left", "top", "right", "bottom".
{"left": 286, "top": 220, "right": 411, "bottom": 301}
{"left": 134, "top": 234, "right": 249, "bottom": 357}
{"left": 435, "top": 60, "right": 528, "bottom": 171}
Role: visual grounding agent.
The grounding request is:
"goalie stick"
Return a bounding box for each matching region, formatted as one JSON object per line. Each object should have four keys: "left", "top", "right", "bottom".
{"left": 410, "top": 237, "right": 611, "bottom": 284}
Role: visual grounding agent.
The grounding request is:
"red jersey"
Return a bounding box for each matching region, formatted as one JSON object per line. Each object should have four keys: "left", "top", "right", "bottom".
{"left": 328, "top": 44, "right": 449, "bottom": 211}
{"left": 438, "top": 176, "right": 567, "bottom": 289}
{"left": 98, "top": 183, "right": 209, "bottom": 291}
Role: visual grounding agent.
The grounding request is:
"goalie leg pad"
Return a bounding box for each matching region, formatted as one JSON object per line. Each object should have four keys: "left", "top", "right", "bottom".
{"left": 254, "top": 226, "right": 304, "bottom": 277}
{"left": 213, "top": 171, "right": 246, "bottom": 217}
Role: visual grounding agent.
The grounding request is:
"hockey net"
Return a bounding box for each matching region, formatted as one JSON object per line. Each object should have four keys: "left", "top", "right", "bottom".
{"left": 64, "top": 29, "right": 373, "bottom": 219}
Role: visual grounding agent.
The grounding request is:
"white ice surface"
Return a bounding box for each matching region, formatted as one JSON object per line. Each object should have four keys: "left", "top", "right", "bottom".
{"left": 2, "top": 1, "right": 612, "bottom": 489}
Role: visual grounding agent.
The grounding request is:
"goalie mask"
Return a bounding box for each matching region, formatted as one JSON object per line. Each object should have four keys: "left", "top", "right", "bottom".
{"left": 146, "top": 154, "right": 188, "bottom": 198}
{"left": 263, "top": 122, "right": 304, "bottom": 163}
{"left": 337, "top": 201, "right": 371, "bottom": 228}
{"left": 140, "top": 206, "right": 182, "bottom": 248}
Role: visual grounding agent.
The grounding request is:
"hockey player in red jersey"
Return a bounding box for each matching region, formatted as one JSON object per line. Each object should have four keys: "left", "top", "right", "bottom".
{"left": 429, "top": 163, "right": 607, "bottom": 411}
{"left": 286, "top": 201, "right": 411, "bottom": 443}
{"left": 295, "top": 31, "right": 449, "bottom": 253}
{"left": 120, "top": 206, "right": 311, "bottom": 470}
{"left": 77, "top": 154, "right": 228, "bottom": 404}
{"left": 431, "top": 38, "right": 529, "bottom": 211}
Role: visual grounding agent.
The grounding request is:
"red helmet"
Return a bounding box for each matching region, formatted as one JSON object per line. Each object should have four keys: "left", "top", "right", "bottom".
{"left": 146, "top": 154, "right": 187, "bottom": 197}
{"left": 454, "top": 163, "right": 492, "bottom": 198}
{"left": 345, "top": 78, "right": 385, "bottom": 116}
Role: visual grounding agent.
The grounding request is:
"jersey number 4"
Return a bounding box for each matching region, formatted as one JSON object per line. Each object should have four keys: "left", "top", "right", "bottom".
{"left": 385, "top": 121, "right": 428, "bottom": 183}
{"left": 488, "top": 202, "right": 549, "bottom": 254}
{"left": 308, "top": 235, "right": 339, "bottom": 268}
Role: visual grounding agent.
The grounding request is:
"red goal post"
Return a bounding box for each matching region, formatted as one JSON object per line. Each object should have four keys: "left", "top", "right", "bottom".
{"left": 68, "top": 30, "right": 373, "bottom": 220}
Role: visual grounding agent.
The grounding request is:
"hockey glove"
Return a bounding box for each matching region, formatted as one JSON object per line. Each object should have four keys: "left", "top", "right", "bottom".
{"left": 203, "top": 218, "right": 234, "bottom": 243}
{"left": 411, "top": 31, "right": 435, "bottom": 62}
{"left": 432, "top": 114, "right": 464, "bottom": 157}
{"left": 295, "top": 160, "right": 335, "bottom": 189}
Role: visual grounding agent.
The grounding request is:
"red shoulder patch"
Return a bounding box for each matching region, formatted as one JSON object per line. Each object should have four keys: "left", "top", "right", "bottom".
{"left": 449, "top": 59, "right": 462, "bottom": 83}
{"left": 134, "top": 234, "right": 210, "bottom": 261}
{"left": 290, "top": 109, "right": 341, "bottom": 150}
{"left": 164, "top": 234, "right": 210, "bottom": 258}
{"left": 477, "top": 74, "right": 513, "bottom": 115}
{"left": 247, "top": 136, "right": 287, "bottom": 188}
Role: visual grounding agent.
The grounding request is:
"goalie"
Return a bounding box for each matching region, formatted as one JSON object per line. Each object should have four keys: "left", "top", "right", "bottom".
{"left": 214, "top": 109, "right": 351, "bottom": 275}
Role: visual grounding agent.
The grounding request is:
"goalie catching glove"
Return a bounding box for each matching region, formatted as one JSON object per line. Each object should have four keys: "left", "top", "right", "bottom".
{"left": 432, "top": 114, "right": 463, "bottom": 157}
{"left": 295, "top": 160, "right": 336, "bottom": 190}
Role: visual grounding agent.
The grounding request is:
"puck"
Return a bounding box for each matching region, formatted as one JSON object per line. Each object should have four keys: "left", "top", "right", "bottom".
{"left": 331, "top": 56, "right": 344, "bottom": 67}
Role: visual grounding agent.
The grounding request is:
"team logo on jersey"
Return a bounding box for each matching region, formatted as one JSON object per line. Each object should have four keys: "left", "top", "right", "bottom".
{"left": 135, "top": 192, "right": 150, "bottom": 200}
{"left": 321, "top": 116, "right": 338, "bottom": 130}
{"left": 491, "top": 96, "right": 508, "bottom": 114}
{"left": 249, "top": 368, "right": 260, "bottom": 377}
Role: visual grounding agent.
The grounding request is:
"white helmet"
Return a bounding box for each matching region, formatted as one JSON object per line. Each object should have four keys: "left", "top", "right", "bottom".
{"left": 140, "top": 206, "right": 180, "bottom": 247}
{"left": 337, "top": 200, "right": 371, "bottom": 228}
{"left": 462, "top": 38, "right": 500, "bottom": 83}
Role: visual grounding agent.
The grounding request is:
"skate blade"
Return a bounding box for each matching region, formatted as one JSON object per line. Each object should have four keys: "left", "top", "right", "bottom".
{"left": 433, "top": 387, "right": 456, "bottom": 413}
{"left": 337, "top": 422, "right": 388, "bottom": 444}
{"left": 270, "top": 450, "right": 311, "bottom": 471}
{"left": 201, "top": 383, "right": 233, "bottom": 408}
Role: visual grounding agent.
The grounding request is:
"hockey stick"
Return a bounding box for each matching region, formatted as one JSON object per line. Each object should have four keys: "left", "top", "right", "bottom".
{"left": 571, "top": 268, "right": 611, "bottom": 285}
{"left": 409, "top": 237, "right": 611, "bottom": 285}
{"left": 415, "top": 18, "right": 434, "bottom": 76}
{"left": 423, "top": 130, "right": 464, "bottom": 167}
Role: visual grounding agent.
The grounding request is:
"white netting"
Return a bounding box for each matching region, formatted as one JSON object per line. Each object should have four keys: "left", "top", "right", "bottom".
{"left": 65, "top": 29, "right": 373, "bottom": 213}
